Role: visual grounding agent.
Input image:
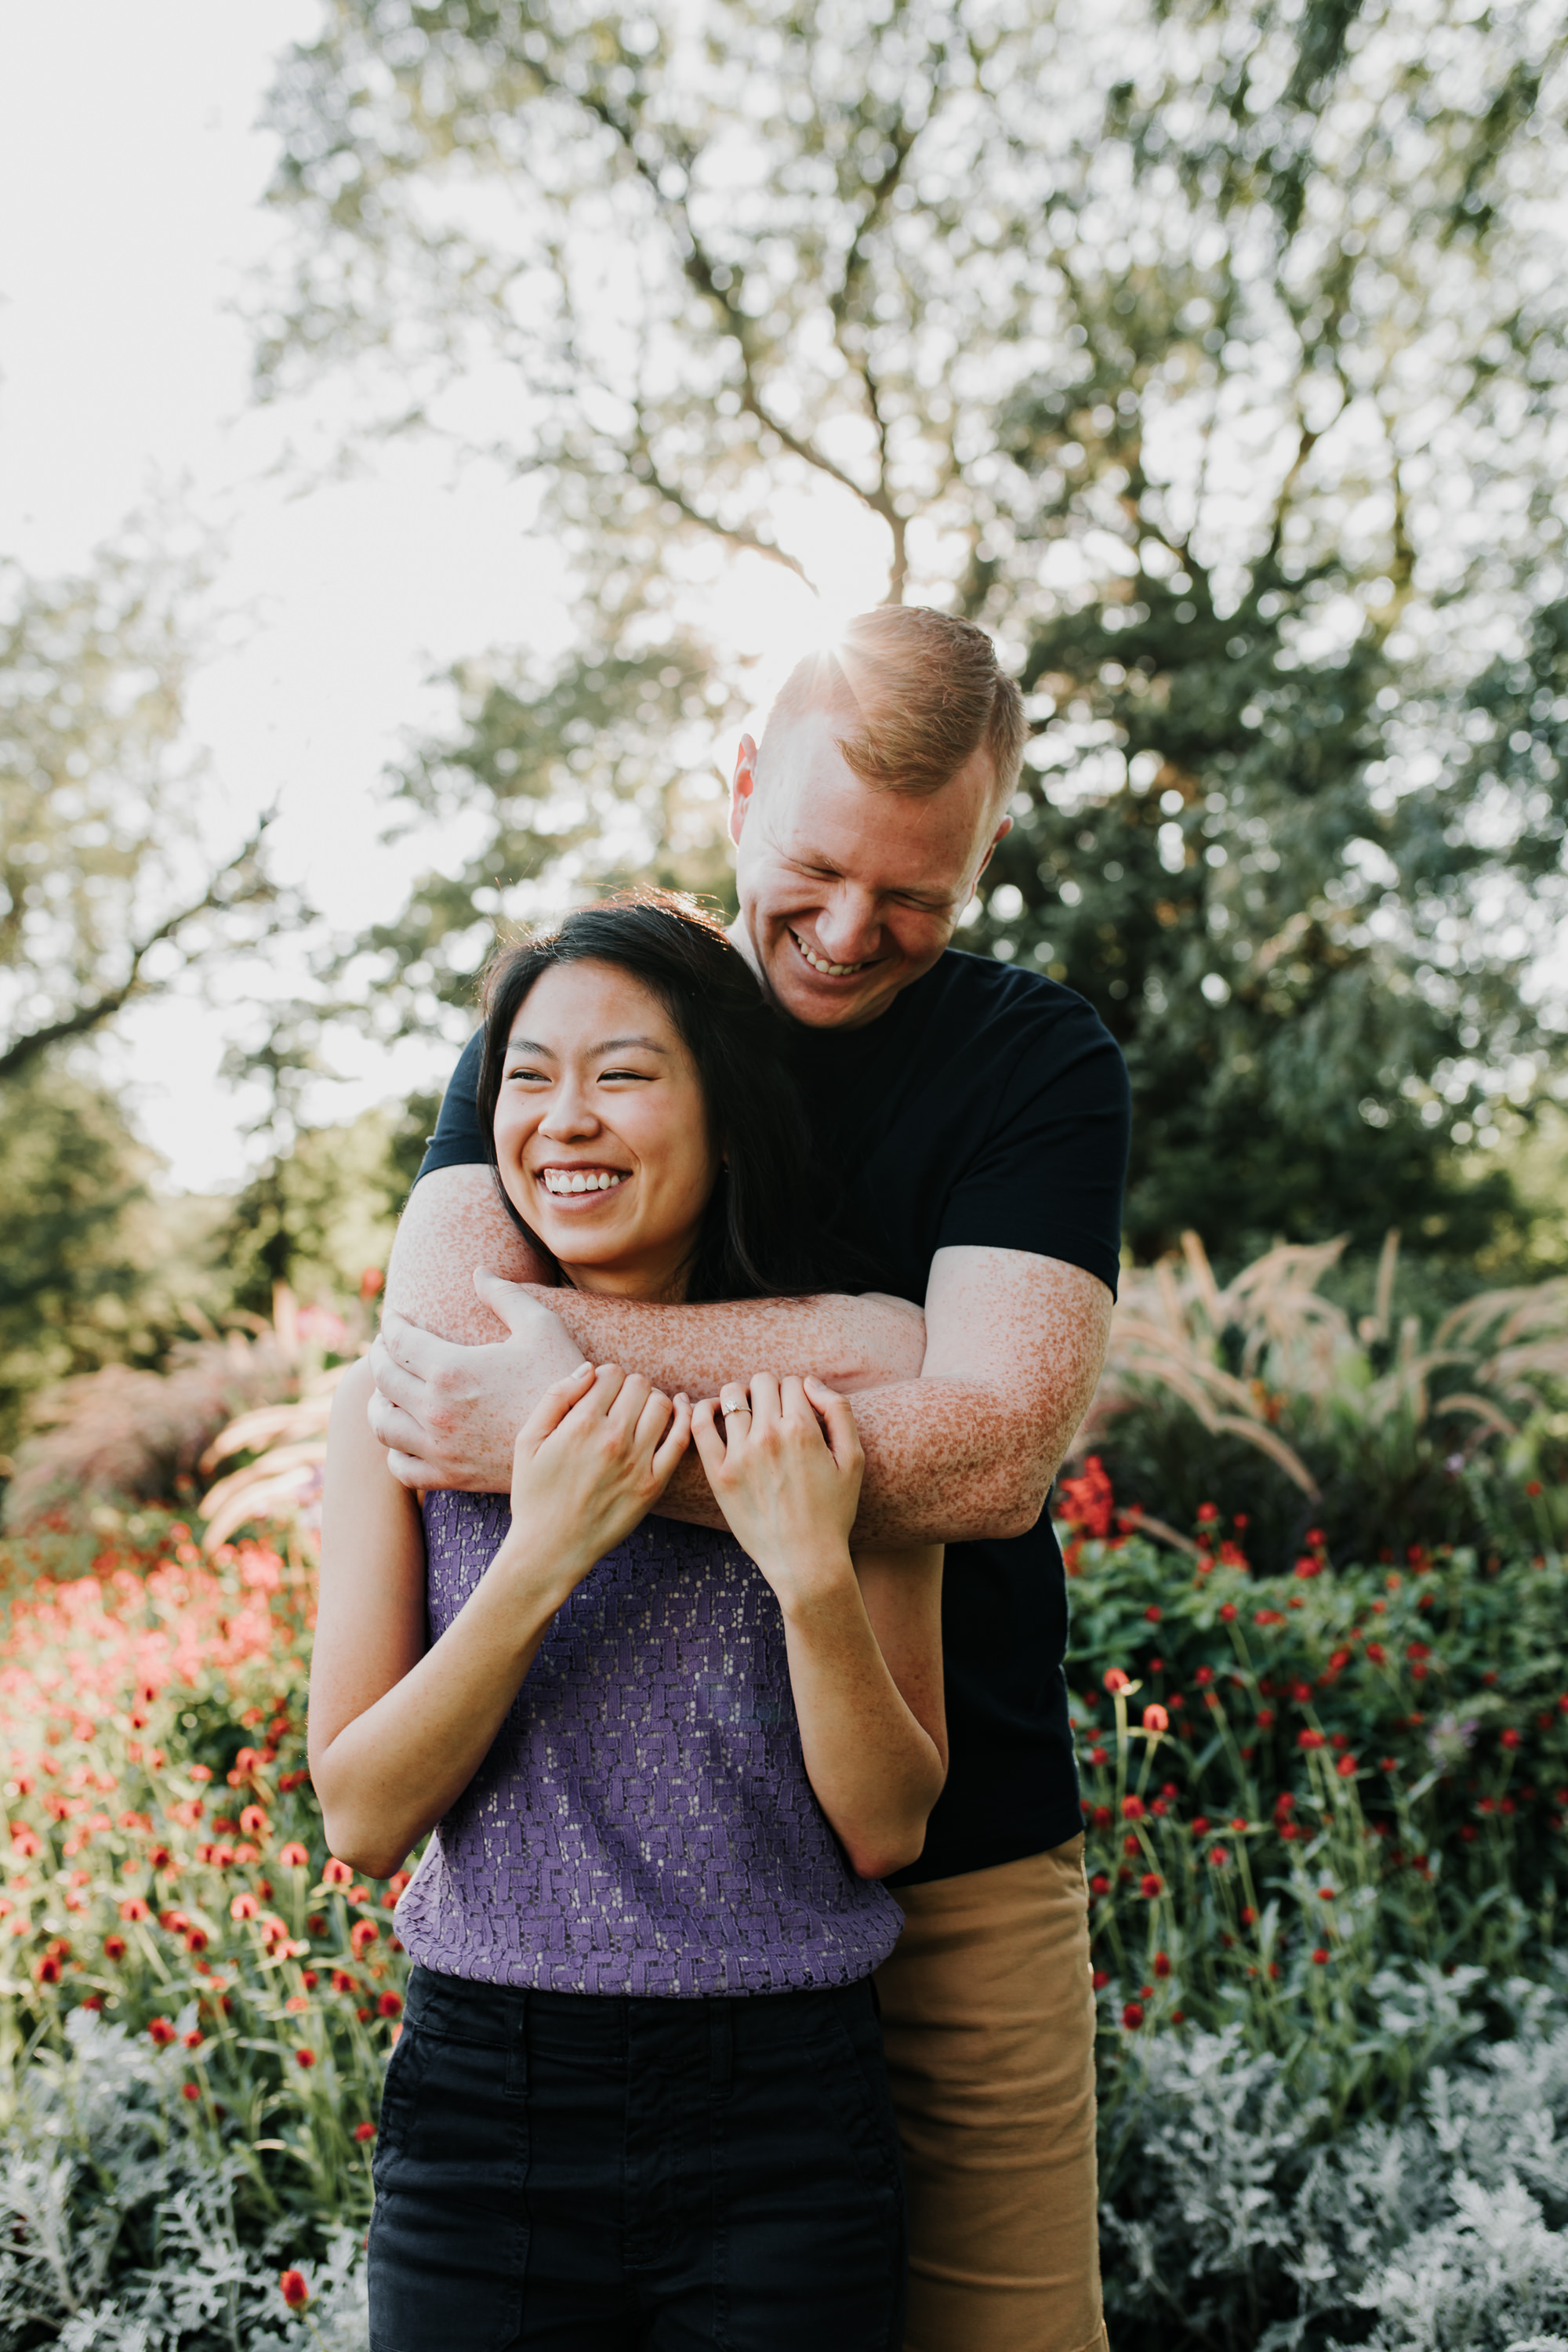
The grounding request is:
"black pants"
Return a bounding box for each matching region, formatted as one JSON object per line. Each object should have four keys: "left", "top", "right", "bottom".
{"left": 368, "top": 1965, "right": 907, "bottom": 2351}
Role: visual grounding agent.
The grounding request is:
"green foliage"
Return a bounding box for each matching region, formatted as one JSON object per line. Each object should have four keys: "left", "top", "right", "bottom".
{"left": 1063, "top": 1514, "right": 1568, "bottom": 2059}
{"left": 217, "top": 1104, "right": 420, "bottom": 1316}
{"left": 0, "top": 1067, "right": 232, "bottom": 1461}
{"left": 1083, "top": 1232, "right": 1568, "bottom": 1570}
{"left": 256, "top": 0, "right": 1568, "bottom": 1265}
{"left": 342, "top": 638, "right": 740, "bottom": 1039}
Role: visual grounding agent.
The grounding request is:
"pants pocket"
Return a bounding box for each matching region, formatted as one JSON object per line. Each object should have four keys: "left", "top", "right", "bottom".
{"left": 368, "top": 2030, "right": 527, "bottom": 2352}
{"left": 806, "top": 2002, "right": 903, "bottom": 2201}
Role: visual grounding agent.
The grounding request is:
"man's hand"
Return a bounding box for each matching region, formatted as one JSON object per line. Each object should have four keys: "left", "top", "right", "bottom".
{"left": 368, "top": 1272, "right": 589, "bottom": 1491}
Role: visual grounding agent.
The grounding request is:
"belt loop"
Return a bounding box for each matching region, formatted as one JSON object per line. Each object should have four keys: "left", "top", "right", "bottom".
{"left": 710, "top": 1999, "right": 733, "bottom": 2099}
{"left": 506, "top": 1987, "right": 529, "bottom": 2100}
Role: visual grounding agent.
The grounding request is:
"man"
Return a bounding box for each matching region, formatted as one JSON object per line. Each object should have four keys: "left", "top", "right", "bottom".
{"left": 370, "top": 604, "right": 1130, "bottom": 2352}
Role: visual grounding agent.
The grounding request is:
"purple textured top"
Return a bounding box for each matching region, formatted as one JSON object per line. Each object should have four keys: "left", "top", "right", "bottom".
{"left": 394, "top": 1492, "right": 904, "bottom": 1997}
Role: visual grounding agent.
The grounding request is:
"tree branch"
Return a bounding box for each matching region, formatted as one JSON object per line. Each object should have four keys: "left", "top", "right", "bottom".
{"left": 0, "top": 812, "right": 278, "bottom": 1087}
{"left": 627, "top": 422, "right": 819, "bottom": 590}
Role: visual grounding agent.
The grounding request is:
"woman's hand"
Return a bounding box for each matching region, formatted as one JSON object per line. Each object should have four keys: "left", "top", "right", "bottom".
{"left": 690, "top": 1374, "right": 862, "bottom": 1610}
{"left": 503, "top": 1360, "right": 692, "bottom": 1588}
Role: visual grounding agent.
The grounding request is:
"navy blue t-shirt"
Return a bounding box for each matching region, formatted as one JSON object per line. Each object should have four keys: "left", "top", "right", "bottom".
{"left": 417, "top": 949, "right": 1130, "bottom": 1883}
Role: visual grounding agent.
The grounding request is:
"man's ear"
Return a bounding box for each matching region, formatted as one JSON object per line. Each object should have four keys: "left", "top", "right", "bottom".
{"left": 971, "top": 812, "right": 1014, "bottom": 889}
{"left": 728, "top": 734, "right": 760, "bottom": 848}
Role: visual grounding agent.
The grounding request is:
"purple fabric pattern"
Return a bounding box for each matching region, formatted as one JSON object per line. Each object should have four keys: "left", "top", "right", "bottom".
{"left": 394, "top": 1492, "right": 904, "bottom": 1996}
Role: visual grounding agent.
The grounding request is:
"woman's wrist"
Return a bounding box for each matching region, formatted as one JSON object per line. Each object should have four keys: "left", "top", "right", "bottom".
{"left": 764, "top": 1545, "right": 859, "bottom": 1622}
{"left": 490, "top": 1526, "right": 590, "bottom": 1615}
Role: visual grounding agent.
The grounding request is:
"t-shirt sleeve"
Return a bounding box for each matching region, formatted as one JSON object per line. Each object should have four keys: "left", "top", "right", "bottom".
{"left": 935, "top": 993, "right": 1131, "bottom": 1297}
{"left": 415, "top": 1029, "right": 488, "bottom": 1182}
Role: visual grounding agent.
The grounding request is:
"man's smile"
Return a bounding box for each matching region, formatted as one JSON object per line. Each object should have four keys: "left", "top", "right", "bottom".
{"left": 789, "top": 927, "right": 876, "bottom": 979}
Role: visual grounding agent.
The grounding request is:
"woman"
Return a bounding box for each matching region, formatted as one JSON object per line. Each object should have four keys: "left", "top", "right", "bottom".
{"left": 310, "top": 893, "right": 946, "bottom": 2352}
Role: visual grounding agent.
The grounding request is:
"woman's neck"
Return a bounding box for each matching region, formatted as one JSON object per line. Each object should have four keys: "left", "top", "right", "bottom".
{"left": 555, "top": 1254, "right": 691, "bottom": 1306}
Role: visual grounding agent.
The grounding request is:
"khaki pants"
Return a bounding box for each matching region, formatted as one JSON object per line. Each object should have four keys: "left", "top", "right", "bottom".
{"left": 873, "top": 1838, "right": 1108, "bottom": 2352}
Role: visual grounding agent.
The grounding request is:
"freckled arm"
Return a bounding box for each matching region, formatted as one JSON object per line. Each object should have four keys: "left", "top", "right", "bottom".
{"left": 539, "top": 1247, "right": 1113, "bottom": 1547}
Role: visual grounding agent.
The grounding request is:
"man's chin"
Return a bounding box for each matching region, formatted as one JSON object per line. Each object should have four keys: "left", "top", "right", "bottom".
{"left": 763, "top": 956, "right": 903, "bottom": 1029}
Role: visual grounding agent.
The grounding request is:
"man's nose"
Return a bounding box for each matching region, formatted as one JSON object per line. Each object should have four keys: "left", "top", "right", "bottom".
{"left": 813, "top": 886, "right": 883, "bottom": 964}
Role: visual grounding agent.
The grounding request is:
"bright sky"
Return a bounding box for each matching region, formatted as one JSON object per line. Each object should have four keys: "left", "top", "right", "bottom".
{"left": 0, "top": 3, "right": 890, "bottom": 1192}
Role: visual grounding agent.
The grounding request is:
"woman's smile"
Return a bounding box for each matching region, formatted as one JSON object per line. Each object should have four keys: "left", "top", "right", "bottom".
{"left": 535, "top": 1163, "right": 631, "bottom": 1200}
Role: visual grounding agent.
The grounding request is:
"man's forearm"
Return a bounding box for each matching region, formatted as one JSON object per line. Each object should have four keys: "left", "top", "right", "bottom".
{"left": 654, "top": 1375, "right": 1060, "bottom": 1546}
{"left": 520, "top": 1285, "right": 927, "bottom": 1399}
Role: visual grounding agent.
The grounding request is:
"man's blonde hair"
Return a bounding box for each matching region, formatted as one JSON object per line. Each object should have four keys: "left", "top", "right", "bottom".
{"left": 761, "top": 606, "right": 1026, "bottom": 803}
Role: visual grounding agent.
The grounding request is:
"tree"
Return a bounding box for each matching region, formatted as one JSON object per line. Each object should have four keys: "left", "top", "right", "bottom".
{"left": 256, "top": 0, "right": 1568, "bottom": 1261}
{"left": 0, "top": 534, "right": 285, "bottom": 1083}
{"left": 0, "top": 534, "right": 298, "bottom": 1450}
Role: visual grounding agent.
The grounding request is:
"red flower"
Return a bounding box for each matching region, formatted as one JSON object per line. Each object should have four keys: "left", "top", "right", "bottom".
{"left": 1298, "top": 1730, "right": 1326, "bottom": 1751}
{"left": 278, "top": 1842, "right": 310, "bottom": 1868}
{"left": 1142, "top": 1703, "right": 1169, "bottom": 1733}
{"left": 1121, "top": 2001, "right": 1145, "bottom": 2029}
{"left": 350, "top": 1920, "right": 380, "bottom": 1955}
{"left": 295, "top": 2048, "right": 316, "bottom": 2069}
{"left": 1139, "top": 1874, "right": 1162, "bottom": 1899}
{"left": 1189, "top": 1817, "right": 1210, "bottom": 1835}
{"left": 1092, "top": 1967, "right": 1110, "bottom": 1989}
{"left": 1365, "top": 1642, "right": 1387, "bottom": 1665}
{"left": 1256, "top": 1708, "right": 1276, "bottom": 1729}
{"left": 354, "top": 2120, "right": 378, "bottom": 2141}
{"left": 1197, "top": 1503, "right": 1219, "bottom": 1524}
{"left": 378, "top": 1991, "right": 403, "bottom": 2017}
{"left": 147, "top": 2018, "right": 177, "bottom": 2046}
{"left": 1195, "top": 1667, "right": 1215, "bottom": 1687}
{"left": 1090, "top": 1875, "right": 1111, "bottom": 1898}
{"left": 1312, "top": 1948, "right": 1330, "bottom": 1965}
{"left": 103, "top": 1935, "right": 127, "bottom": 1962}
{"left": 1153, "top": 1951, "right": 1171, "bottom": 1978}
{"left": 1336, "top": 1755, "right": 1359, "bottom": 1779}
{"left": 183, "top": 2029, "right": 203, "bottom": 2049}
{"left": 1501, "top": 1729, "right": 1522, "bottom": 1751}
{"left": 119, "top": 1897, "right": 150, "bottom": 1923}
{"left": 279, "top": 2269, "right": 310, "bottom": 2310}
{"left": 1103, "top": 1669, "right": 1131, "bottom": 1696}
{"left": 1218, "top": 1602, "right": 1237, "bottom": 1623}
{"left": 181, "top": 2082, "right": 201, "bottom": 2102}
{"left": 1208, "top": 1846, "right": 1230, "bottom": 1868}
{"left": 230, "top": 1893, "right": 259, "bottom": 1922}
{"left": 322, "top": 1858, "right": 354, "bottom": 1887}
{"left": 33, "top": 1955, "right": 61, "bottom": 1986}
{"left": 1121, "top": 1795, "right": 1145, "bottom": 1821}
{"left": 1058, "top": 1457, "right": 1115, "bottom": 1539}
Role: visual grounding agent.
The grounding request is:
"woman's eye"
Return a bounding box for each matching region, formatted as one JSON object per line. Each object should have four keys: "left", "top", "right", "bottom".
{"left": 601, "top": 1066, "right": 652, "bottom": 1083}
{"left": 506, "top": 1064, "right": 549, "bottom": 1083}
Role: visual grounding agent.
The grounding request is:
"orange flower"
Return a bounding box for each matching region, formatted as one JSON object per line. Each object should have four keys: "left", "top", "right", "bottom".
{"left": 279, "top": 2269, "right": 310, "bottom": 2310}
{"left": 147, "top": 2017, "right": 177, "bottom": 2046}
{"left": 322, "top": 1858, "right": 353, "bottom": 1888}
{"left": 1142, "top": 1703, "right": 1169, "bottom": 1734}
{"left": 230, "top": 1893, "right": 260, "bottom": 1922}
{"left": 278, "top": 1842, "right": 310, "bottom": 1868}
{"left": 119, "top": 1896, "right": 150, "bottom": 1922}
{"left": 350, "top": 1920, "right": 379, "bottom": 1956}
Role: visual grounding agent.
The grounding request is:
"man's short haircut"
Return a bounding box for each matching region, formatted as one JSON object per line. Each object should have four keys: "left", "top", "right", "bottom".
{"left": 761, "top": 605, "right": 1026, "bottom": 804}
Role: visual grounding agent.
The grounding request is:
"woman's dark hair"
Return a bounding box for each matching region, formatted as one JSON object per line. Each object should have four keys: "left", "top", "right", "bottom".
{"left": 477, "top": 891, "right": 840, "bottom": 1305}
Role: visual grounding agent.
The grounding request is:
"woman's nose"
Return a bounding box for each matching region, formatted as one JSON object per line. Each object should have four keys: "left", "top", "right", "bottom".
{"left": 539, "top": 1086, "right": 601, "bottom": 1138}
